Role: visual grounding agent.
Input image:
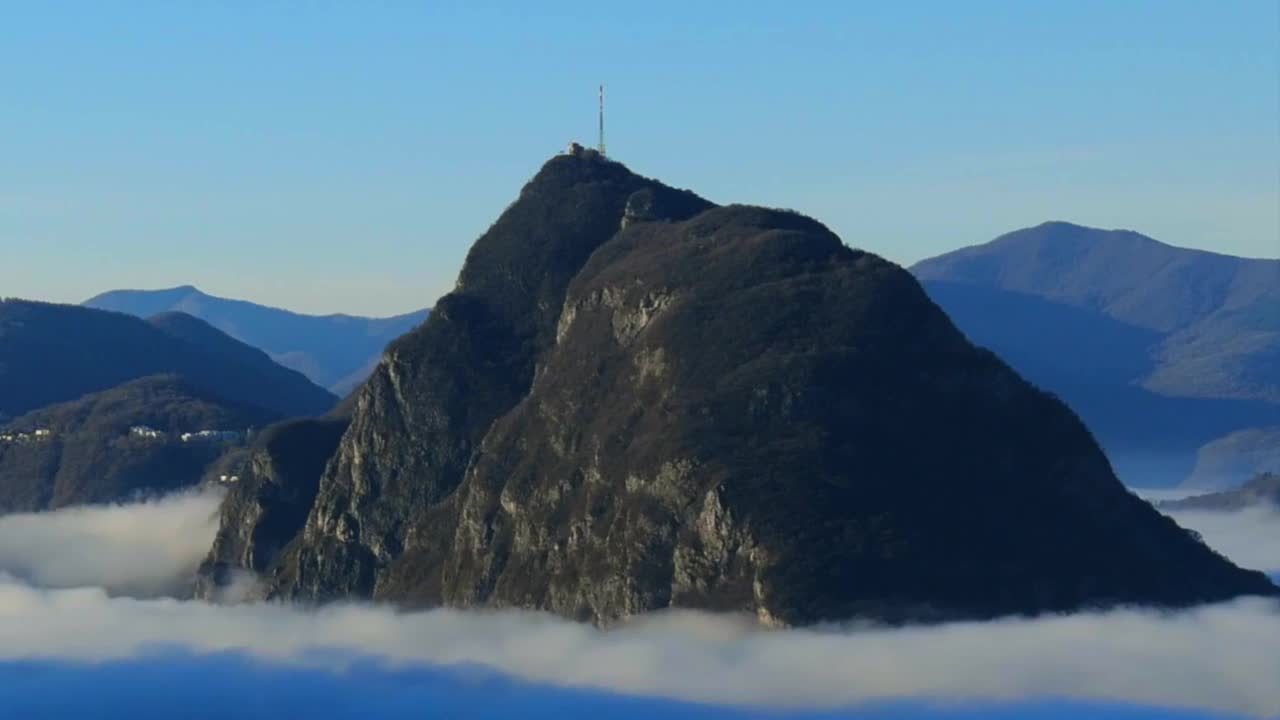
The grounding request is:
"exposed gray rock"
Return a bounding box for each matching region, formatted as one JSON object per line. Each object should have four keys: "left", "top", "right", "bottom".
{"left": 193, "top": 417, "right": 348, "bottom": 601}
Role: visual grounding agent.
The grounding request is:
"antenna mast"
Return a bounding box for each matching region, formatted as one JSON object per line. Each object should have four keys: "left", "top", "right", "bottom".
{"left": 598, "top": 84, "right": 606, "bottom": 156}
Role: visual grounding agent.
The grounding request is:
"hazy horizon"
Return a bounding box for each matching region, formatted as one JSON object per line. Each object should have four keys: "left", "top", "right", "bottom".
{"left": 16, "top": 214, "right": 1263, "bottom": 319}
{"left": 2, "top": 2, "right": 1277, "bottom": 316}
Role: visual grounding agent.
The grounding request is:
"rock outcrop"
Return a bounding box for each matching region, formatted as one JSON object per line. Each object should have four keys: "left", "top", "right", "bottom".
{"left": 193, "top": 416, "right": 349, "bottom": 600}
{"left": 199, "top": 151, "right": 1277, "bottom": 625}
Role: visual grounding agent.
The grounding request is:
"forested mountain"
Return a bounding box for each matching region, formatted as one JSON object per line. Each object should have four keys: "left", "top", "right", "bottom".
{"left": 0, "top": 375, "right": 277, "bottom": 511}
{"left": 0, "top": 300, "right": 336, "bottom": 420}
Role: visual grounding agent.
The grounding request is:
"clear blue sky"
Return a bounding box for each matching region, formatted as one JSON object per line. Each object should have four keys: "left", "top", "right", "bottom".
{"left": 1, "top": 1, "right": 1276, "bottom": 316}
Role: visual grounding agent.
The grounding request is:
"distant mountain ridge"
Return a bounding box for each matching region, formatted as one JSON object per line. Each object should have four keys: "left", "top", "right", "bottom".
{"left": 84, "top": 286, "right": 429, "bottom": 394}
{"left": 912, "top": 222, "right": 1280, "bottom": 486}
{"left": 913, "top": 222, "right": 1277, "bottom": 333}
{"left": 1158, "top": 473, "right": 1280, "bottom": 512}
{"left": 0, "top": 299, "right": 335, "bottom": 419}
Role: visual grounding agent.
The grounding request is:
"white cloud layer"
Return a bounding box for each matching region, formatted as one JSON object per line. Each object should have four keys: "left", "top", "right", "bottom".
{"left": 0, "top": 488, "right": 223, "bottom": 597}
{"left": 0, "top": 580, "right": 1275, "bottom": 717}
{"left": 1164, "top": 506, "right": 1280, "bottom": 574}
{"left": 0, "top": 489, "right": 1275, "bottom": 717}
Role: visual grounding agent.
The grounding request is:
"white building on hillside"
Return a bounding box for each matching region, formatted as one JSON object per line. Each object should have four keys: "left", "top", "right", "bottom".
{"left": 181, "top": 430, "right": 243, "bottom": 443}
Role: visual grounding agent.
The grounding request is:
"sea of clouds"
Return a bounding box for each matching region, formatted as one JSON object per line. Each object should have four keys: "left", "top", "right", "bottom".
{"left": 0, "top": 487, "right": 224, "bottom": 597}
{"left": 0, "top": 486, "right": 1275, "bottom": 719}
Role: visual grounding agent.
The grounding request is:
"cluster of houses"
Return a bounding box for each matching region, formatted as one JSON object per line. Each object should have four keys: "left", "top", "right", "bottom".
{"left": 129, "top": 426, "right": 248, "bottom": 444}
{"left": 3, "top": 426, "right": 251, "bottom": 445}
{"left": 2, "top": 424, "right": 251, "bottom": 451}
{"left": 0, "top": 428, "right": 53, "bottom": 444}
{"left": 130, "top": 426, "right": 165, "bottom": 440}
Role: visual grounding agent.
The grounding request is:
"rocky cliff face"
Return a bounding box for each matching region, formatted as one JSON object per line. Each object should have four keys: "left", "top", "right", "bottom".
{"left": 250, "top": 151, "right": 713, "bottom": 600}
{"left": 193, "top": 417, "right": 349, "bottom": 600}
{"left": 200, "top": 151, "right": 1277, "bottom": 624}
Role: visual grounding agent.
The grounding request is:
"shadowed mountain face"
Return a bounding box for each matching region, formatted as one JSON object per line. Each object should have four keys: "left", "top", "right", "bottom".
{"left": 85, "top": 286, "right": 429, "bottom": 394}
{"left": 194, "top": 415, "right": 351, "bottom": 601}
{"left": 0, "top": 375, "right": 278, "bottom": 511}
{"left": 198, "top": 152, "right": 1276, "bottom": 626}
{"left": 0, "top": 300, "right": 336, "bottom": 420}
{"left": 912, "top": 223, "right": 1280, "bottom": 486}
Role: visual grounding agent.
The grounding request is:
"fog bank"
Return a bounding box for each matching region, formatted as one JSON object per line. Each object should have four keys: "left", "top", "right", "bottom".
{"left": 0, "top": 487, "right": 1275, "bottom": 717}
{"left": 0, "top": 488, "right": 223, "bottom": 596}
{"left": 0, "top": 578, "right": 1276, "bottom": 717}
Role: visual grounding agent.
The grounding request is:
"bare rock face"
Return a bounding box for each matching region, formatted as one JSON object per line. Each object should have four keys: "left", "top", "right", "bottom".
{"left": 193, "top": 417, "right": 348, "bottom": 600}
{"left": 200, "top": 153, "right": 1277, "bottom": 624}
{"left": 259, "top": 153, "right": 713, "bottom": 602}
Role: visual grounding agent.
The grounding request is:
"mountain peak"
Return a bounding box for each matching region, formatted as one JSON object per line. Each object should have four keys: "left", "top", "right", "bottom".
{"left": 518, "top": 148, "right": 650, "bottom": 199}
{"left": 451, "top": 152, "right": 713, "bottom": 327}
{"left": 195, "top": 157, "right": 1275, "bottom": 624}
{"left": 988, "top": 221, "right": 1161, "bottom": 252}
{"left": 85, "top": 284, "right": 204, "bottom": 305}
{"left": 913, "top": 222, "right": 1276, "bottom": 333}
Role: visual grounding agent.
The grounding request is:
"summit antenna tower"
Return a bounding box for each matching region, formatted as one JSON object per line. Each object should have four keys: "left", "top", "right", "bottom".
{"left": 598, "top": 85, "right": 606, "bottom": 156}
